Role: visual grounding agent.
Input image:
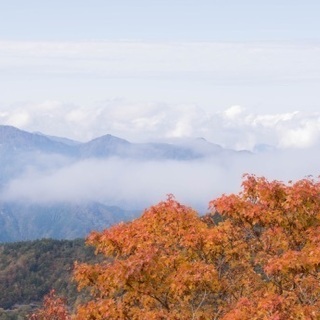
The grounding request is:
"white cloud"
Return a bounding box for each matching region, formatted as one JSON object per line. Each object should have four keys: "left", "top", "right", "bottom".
{"left": 1, "top": 100, "right": 320, "bottom": 210}
{"left": 1, "top": 100, "right": 320, "bottom": 150}
{"left": 5, "top": 111, "right": 30, "bottom": 128}
{"left": 224, "top": 105, "right": 244, "bottom": 120}
{"left": 1, "top": 148, "right": 320, "bottom": 212}
{"left": 0, "top": 40, "right": 319, "bottom": 115}
{"left": 0, "top": 40, "right": 319, "bottom": 83}
{"left": 1, "top": 40, "right": 320, "bottom": 212}
{"left": 278, "top": 119, "right": 320, "bottom": 148}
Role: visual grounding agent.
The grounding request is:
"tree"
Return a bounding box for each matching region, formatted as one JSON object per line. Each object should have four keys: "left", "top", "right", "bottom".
{"left": 73, "top": 195, "right": 221, "bottom": 319}
{"left": 38, "top": 175, "right": 320, "bottom": 319}
{"left": 211, "top": 174, "right": 320, "bottom": 319}
{"left": 28, "top": 290, "right": 70, "bottom": 320}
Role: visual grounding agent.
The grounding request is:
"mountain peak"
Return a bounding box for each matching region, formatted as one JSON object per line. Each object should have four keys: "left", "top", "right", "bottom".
{"left": 90, "top": 134, "right": 130, "bottom": 144}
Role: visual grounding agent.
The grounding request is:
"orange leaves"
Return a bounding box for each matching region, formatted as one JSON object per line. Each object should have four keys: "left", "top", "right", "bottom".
{"left": 169, "top": 261, "right": 219, "bottom": 296}
{"left": 61, "top": 175, "right": 320, "bottom": 318}
{"left": 213, "top": 174, "right": 320, "bottom": 232}
{"left": 28, "top": 290, "right": 70, "bottom": 320}
{"left": 222, "top": 292, "right": 296, "bottom": 320}
{"left": 222, "top": 290, "right": 320, "bottom": 320}
{"left": 264, "top": 246, "right": 320, "bottom": 276}
{"left": 211, "top": 174, "right": 320, "bottom": 318}
{"left": 73, "top": 197, "right": 222, "bottom": 318}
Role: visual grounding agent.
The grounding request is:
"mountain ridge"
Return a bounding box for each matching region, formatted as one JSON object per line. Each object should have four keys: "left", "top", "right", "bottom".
{"left": 0, "top": 124, "right": 242, "bottom": 160}
{"left": 0, "top": 124, "right": 250, "bottom": 242}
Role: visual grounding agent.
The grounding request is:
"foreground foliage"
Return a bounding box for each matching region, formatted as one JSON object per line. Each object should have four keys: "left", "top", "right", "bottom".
{"left": 35, "top": 175, "right": 320, "bottom": 319}
{"left": 28, "top": 290, "right": 70, "bottom": 320}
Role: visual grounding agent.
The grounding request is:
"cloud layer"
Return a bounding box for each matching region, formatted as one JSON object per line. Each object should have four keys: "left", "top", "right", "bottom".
{"left": 1, "top": 40, "right": 319, "bottom": 112}
{"left": 1, "top": 41, "right": 319, "bottom": 83}
{"left": 1, "top": 100, "right": 320, "bottom": 151}
{"left": 1, "top": 39, "right": 319, "bottom": 210}
{"left": 1, "top": 100, "right": 320, "bottom": 211}
{"left": 1, "top": 148, "right": 319, "bottom": 212}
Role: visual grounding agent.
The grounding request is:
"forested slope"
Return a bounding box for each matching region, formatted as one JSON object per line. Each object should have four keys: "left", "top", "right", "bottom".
{"left": 0, "top": 238, "right": 98, "bottom": 319}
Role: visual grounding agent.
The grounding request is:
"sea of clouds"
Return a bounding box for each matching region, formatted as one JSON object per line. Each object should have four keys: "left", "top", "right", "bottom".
{"left": 1, "top": 100, "right": 320, "bottom": 150}
{"left": 0, "top": 101, "right": 320, "bottom": 212}
{"left": 0, "top": 39, "right": 319, "bottom": 211}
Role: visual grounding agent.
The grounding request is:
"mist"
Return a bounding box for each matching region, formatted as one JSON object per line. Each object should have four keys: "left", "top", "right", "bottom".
{"left": 1, "top": 147, "right": 319, "bottom": 213}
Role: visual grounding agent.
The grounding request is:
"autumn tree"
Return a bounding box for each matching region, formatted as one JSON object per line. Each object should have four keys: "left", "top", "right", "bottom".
{"left": 212, "top": 174, "right": 320, "bottom": 319}
{"left": 28, "top": 289, "right": 70, "bottom": 320}
{"left": 41, "top": 175, "right": 320, "bottom": 319}
{"left": 74, "top": 195, "right": 222, "bottom": 319}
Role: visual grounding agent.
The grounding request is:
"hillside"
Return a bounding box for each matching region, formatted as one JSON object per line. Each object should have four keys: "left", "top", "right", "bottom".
{"left": 0, "top": 202, "right": 135, "bottom": 242}
{"left": 0, "top": 238, "right": 98, "bottom": 319}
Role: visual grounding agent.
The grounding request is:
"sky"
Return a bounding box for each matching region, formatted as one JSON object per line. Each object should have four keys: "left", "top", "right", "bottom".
{"left": 0, "top": 1, "right": 319, "bottom": 114}
{"left": 0, "top": 1, "right": 320, "bottom": 209}
{"left": 0, "top": 1, "right": 320, "bottom": 144}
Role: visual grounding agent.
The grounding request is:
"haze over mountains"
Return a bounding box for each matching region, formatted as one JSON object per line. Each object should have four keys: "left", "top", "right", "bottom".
{"left": 0, "top": 124, "right": 240, "bottom": 160}
{"left": 0, "top": 124, "right": 319, "bottom": 242}
{"left": 0, "top": 125, "right": 248, "bottom": 242}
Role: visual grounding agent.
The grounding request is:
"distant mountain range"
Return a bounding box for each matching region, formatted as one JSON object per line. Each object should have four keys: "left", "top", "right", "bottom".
{"left": 0, "top": 125, "right": 249, "bottom": 242}
{"left": 0, "top": 125, "right": 241, "bottom": 161}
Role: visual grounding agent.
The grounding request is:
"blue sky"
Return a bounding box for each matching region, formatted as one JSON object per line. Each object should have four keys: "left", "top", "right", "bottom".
{"left": 0, "top": 1, "right": 320, "bottom": 144}
{"left": 1, "top": 1, "right": 320, "bottom": 42}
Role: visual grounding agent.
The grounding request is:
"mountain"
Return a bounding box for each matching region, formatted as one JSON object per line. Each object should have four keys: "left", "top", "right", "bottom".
{"left": 34, "top": 131, "right": 82, "bottom": 146}
{"left": 0, "top": 125, "right": 241, "bottom": 188}
{"left": 0, "top": 202, "right": 135, "bottom": 242}
{"left": 0, "top": 125, "right": 76, "bottom": 155}
{"left": 0, "top": 125, "right": 237, "bottom": 161}
{"left": 0, "top": 126, "right": 78, "bottom": 187}
{"left": 78, "top": 134, "right": 238, "bottom": 160}
{"left": 78, "top": 134, "right": 132, "bottom": 158}
{"left": 0, "top": 125, "right": 249, "bottom": 242}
